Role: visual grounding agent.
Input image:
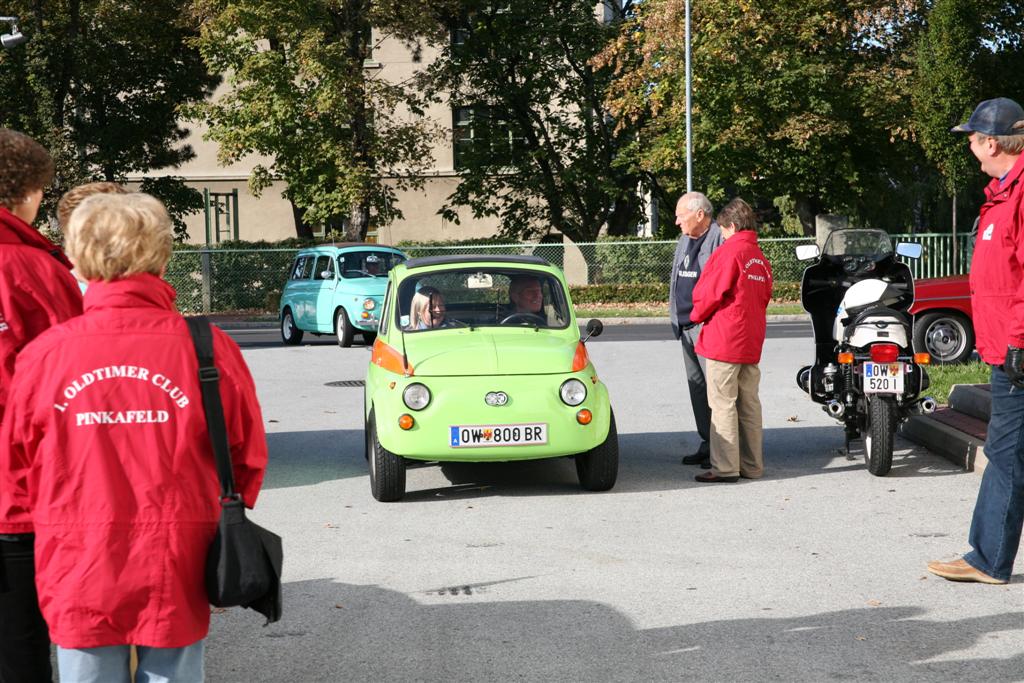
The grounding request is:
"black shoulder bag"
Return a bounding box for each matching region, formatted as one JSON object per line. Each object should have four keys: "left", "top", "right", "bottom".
{"left": 186, "top": 317, "right": 282, "bottom": 624}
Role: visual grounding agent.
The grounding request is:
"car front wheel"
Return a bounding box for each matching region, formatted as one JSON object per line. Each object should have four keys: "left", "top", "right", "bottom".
{"left": 914, "top": 311, "right": 974, "bottom": 364}
{"left": 335, "top": 308, "right": 354, "bottom": 348}
{"left": 281, "top": 309, "right": 303, "bottom": 345}
{"left": 575, "top": 410, "right": 618, "bottom": 491}
{"left": 367, "top": 410, "right": 406, "bottom": 502}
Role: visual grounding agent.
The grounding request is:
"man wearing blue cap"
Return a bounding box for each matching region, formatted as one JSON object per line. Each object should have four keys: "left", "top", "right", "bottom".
{"left": 928, "top": 97, "right": 1024, "bottom": 585}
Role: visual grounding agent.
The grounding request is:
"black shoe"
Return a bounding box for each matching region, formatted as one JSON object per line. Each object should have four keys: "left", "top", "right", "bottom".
{"left": 700, "top": 459, "right": 712, "bottom": 469}
{"left": 681, "top": 452, "right": 710, "bottom": 465}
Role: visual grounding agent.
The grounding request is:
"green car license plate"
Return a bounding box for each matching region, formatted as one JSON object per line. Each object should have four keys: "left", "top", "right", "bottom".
{"left": 449, "top": 423, "right": 548, "bottom": 448}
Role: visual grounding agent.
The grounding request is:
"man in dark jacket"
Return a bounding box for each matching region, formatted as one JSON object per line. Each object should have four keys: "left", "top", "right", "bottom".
{"left": 928, "top": 97, "right": 1024, "bottom": 584}
{"left": 670, "top": 192, "right": 724, "bottom": 467}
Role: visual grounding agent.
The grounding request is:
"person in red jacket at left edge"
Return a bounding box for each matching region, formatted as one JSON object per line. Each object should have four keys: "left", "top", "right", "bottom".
{"left": 0, "top": 128, "right": 83, "bottom": 683}
{"left": 0, "top": 192, "right": 268, "bottom": 682}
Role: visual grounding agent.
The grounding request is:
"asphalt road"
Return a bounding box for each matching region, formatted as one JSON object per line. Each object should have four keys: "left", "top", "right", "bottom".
{"left": 224, "top": 320, "right": 814, "bottom": 348}
{"left": 202, "top": 332, "right": 1022, "bottom": 681}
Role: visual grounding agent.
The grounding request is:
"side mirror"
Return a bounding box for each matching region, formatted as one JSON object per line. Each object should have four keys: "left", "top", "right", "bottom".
{"left": 320, "top": 270, "right": 334, "bottom": 279}
{"left": 795, "top": 244, "right": 820, "bottom": 261}
{"left": 582, "top": 318, "right": 603, "bottom": 343}
{"left": 895, "top": 242, "right": 922, "bottom": 259}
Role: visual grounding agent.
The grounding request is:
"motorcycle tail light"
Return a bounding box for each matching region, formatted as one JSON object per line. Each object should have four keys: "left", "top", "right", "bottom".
{"left": 870, "top": 344, "right": 899, "bottom": 363}
{"left": 837, "top": 352, "right": 854, "bottom": 364}
{"left": 914, "top": 352, "right": 931, "bottom": 365}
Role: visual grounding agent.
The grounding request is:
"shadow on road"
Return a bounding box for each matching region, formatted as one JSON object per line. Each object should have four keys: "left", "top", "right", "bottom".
{"left": 263, "top": 423, "right": 965, "bottom": 495}
{"left": 206, "top": 579, "right": 1023, "bottom": 682}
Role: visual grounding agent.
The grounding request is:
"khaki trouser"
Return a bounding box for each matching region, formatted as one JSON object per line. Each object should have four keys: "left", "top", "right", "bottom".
{"left": 706, "top": 359, "right": 764, "bottom": 478}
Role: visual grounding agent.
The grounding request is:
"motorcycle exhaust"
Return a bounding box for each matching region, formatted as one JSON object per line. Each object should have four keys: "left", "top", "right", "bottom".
{"left": 826, "top": 400, "right": 845, "bottom": 418}
{"left": 918, "top": 396, "right": 937, "bottom": 414}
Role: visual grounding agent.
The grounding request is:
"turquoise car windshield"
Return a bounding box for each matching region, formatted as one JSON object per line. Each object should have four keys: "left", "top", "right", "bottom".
{"left": 339, "top": 251, "right": 405, "bottom": 278}
{"left": 398, "top": 269, "right": 570, "bottom": 331}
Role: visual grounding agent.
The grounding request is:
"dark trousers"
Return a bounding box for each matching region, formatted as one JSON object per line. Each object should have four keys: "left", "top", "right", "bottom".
{"left": 680, "top": 325, "right": 711, "bottom": 455}
{"left": 0, "top": 536, "right": 52, "bottom": 683}
{"left": 965, "top": 366, "right": 1024, "bottom": 581}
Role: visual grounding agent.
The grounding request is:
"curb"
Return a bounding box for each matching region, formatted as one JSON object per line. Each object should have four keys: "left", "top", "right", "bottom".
{"left": 211, "top": 313, "right": 811, "bottom": 331}
{"left": 948, "top": 383, "right": 991, "bottom": 422}
{"left": 901, "top": 415, "right": 988, "bottom": 472}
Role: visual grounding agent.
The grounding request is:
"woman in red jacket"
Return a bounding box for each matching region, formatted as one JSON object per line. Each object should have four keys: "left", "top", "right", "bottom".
{"left": 690, "top": 198, "right": 773, "bottom": 483}
{"left": 0, "top": 128, "right": 83, "bottom": 682}
{"left": 0, "top": 193, "right": 268, "bottom": 682}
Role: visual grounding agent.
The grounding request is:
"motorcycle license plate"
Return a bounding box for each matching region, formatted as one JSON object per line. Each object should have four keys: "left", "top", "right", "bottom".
{"left": 863, "top": 362, "right": 904, "bottom": 394}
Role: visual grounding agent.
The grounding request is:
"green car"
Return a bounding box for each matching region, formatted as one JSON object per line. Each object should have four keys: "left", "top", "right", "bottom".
{"left": 363, "top": 255, "right": 618, "bottom": 501}
{"left": 279, "top": 244, "right": 407, "bottom": 347}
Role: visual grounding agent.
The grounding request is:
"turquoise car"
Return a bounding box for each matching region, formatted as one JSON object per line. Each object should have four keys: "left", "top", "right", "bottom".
{"left": 279, "top": 244, "right": 407, "bottom": 347}
{"left": 363, "top": 255, "right": 618, "bottom": 502}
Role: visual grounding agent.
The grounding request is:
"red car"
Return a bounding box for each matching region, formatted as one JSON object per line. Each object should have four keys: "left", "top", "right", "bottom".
{"left": 911, "top": 274, "right": 974, "bottom": 364}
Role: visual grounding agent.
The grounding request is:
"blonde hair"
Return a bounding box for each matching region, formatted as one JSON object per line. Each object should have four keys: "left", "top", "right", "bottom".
{"left": 57, "top": 182, "right": 128, "bottom": 231}
{"left": 409, "top": 286, "right": 443, "bottom": 328}
{"left": 65, "top": 193, "right": 173, "bottom": 281}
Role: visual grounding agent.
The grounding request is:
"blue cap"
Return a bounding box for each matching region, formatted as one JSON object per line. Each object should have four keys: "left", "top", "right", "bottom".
{"left": 952, "top": 97, "right": 1024, "bottom": 135}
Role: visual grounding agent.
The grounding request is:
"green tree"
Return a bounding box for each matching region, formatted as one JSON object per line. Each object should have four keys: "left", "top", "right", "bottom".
{"left": 601, "top": 0, "right": 937, "bottom": 234}
{"left": 911, "top": 0, "right": 981, "bottom": 196}
{"left": 188, "top": 0, "right": 447, "bottom": 240}
{"left": 0, "top": 1, "right": 215, "bottom": 239}
{"left": 424, "top": 0, "right": 644, "bottom": 243}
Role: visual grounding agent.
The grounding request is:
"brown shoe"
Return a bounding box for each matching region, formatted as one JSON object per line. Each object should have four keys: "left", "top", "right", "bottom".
{"left": 694, "top": 472, "right": 739, "bottom": 483}
{"left": 926, "top": 558, "right": 1007, "bottom": 585}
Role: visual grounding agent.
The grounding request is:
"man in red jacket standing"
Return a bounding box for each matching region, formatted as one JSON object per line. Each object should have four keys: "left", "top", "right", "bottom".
{"left": 0, "top": 128, "right": 83, "bottom": 682}
{"left": 928, "top": 97, "right": 1024, "bottom": 585}
{"left": 690, "top": 198, "right": 773, "bottom": 483}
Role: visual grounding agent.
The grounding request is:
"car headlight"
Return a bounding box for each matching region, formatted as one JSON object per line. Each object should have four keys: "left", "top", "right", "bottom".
{"left": 559, "top": 379, "right": 587, "bottom": 406}
{"left": 403, "top": 383, "right": 431, "bottom": 410}
{"left": 363, "top": 298, "right": 376, "bottom": 311}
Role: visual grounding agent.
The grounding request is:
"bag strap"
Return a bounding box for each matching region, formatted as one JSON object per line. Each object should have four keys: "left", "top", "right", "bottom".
{"left": 185, "top": 316, "right": 237, "bottom": 500}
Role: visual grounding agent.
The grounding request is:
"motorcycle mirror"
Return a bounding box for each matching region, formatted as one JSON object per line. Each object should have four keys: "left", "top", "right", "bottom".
{"left": 895, "top": 242, "right": 922, "bottom": 259}
{"left": 795, "top": 244, "right": 820, "bottom": 261}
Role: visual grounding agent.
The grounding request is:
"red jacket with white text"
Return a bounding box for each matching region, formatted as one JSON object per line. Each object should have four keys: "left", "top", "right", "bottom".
{"left": 0, "top": 206, "right": 82, "bottom": 421}
{"left": 691, "top": 230, "right": 773, "bottom": 364}
{"left": 969, "top": 152, "right": 1024, "bottom": 364}
{"left": 0, "top": 274, "right": 267, "bottom": 648}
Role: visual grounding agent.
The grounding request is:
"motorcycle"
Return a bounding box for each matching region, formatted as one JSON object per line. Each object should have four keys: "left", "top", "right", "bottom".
{"left": 795, "top": 229, "right": 937, "bottom": 476}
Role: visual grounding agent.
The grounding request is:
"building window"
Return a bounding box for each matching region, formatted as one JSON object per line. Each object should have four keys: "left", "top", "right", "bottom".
{"left": 453, "top": 106, "right": 522, "bottom": 170}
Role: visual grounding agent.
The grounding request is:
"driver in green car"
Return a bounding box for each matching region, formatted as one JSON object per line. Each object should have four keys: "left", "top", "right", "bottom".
{"left": 508, "top": 275, "right": 565, "bottom": 326}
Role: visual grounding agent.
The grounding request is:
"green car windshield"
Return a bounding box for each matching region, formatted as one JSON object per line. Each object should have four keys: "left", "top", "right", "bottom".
{"left": 398, "top": 269, "right": 570, "bottom": 331}
{"left": 339, "top": 250, "right": 405, "bottom": 278}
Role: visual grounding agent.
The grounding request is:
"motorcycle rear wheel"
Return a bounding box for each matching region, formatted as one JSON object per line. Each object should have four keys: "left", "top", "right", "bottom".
{"left": 864, "top": 395, "right": 896, "bottom": 476}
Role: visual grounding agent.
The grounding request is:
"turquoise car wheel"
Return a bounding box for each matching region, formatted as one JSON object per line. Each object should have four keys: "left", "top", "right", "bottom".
{"left": 281, "top": 308, "right": 303, "bottom": 345}
{"left": 368, "top": 410, "right": 406, "bottom": 502}
{"left": 335, "top": 307, "right": 354, "bottom": 348}
{"left": 575, "top": 409, "right": 618, "bottom": 491}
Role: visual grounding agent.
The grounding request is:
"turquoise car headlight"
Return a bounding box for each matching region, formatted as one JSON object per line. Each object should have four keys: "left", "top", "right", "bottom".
{"left": 403, "top": 383, "right": 431, "bottom": 410}
{"left": 559, "top": 379, "right": 587, "bottom": 406}
{"left": 363, "top": 298, "right": 376, "bottom": 311}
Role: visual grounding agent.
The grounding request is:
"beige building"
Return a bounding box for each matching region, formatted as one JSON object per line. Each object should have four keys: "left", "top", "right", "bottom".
{"left": 136, "top": 34, "right": 505, "bottom": 246}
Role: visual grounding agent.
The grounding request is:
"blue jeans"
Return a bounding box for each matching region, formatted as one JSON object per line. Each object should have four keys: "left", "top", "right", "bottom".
{"left": 965, "top": 366, "right": 1024, "bottom": 581}
{"left": 56, "top": 640, "right": 204, "bottom": 683}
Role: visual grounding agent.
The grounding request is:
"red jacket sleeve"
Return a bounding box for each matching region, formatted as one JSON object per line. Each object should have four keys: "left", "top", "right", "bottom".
{"left": 1008, "top": 195, "right": 1024, "bottom": 348}
{"left": 691, "top": 249, "right": 738, "bottom": 324}
{"left": 214, "top": 330, "right": 267, "bottom": 509}
{"left": 0, "top": 354, "right": 41, "bottom": 533}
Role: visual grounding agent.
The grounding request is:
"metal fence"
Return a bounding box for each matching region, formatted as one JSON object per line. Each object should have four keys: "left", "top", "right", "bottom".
{"left": 167, "top": 233, "right": 970, "bottom": 314}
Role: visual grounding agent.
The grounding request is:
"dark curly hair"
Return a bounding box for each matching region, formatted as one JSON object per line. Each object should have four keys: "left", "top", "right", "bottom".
{"left": 0, "top": 129, "right": 55, "bottom": 210}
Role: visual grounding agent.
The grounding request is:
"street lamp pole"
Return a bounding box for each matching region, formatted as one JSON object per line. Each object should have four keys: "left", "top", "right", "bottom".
{"left": 684, "top": 0, "right": 692, "bottom": 192}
